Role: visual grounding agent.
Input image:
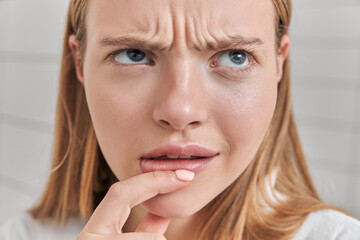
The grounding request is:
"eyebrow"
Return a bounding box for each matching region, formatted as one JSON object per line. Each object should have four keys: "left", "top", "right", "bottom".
{"left": 99, "top": 35, "right": 264, "bottom": 52}
{"left": 203, "top": 36, "right": 264, "bottom": 51}
{"left": 99, "top": 36, "right": 168, "bottom": 51}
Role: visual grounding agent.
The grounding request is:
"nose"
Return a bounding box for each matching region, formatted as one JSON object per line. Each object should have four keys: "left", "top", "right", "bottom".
{"left": 152, "top": 59, "right": 208, "bottom": 131}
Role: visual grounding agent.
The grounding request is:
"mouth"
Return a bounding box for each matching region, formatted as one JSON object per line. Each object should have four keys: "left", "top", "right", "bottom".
{"left": 139, "top": 143, "right": 219, "bottom": 174}
{"left": 144, "top": 155, "right": 209, "bottom": 160}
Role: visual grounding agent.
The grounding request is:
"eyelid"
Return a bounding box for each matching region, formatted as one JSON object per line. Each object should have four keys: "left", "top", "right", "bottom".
{"left": 209, "top": 48, "right": 258, "bottom": 73}
{"left": 105, "top": 47, "right": 258, "bottom": 71}
{"left": 217, "top": 48, "right": 257, "bottom": 63}
{"left": 106, "top": 48, "right": 155, "bottom": 65}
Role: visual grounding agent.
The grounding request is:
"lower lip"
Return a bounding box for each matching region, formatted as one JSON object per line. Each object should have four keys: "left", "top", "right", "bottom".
{"left": 139, "top": 156, "right": 217, "bottom": 174}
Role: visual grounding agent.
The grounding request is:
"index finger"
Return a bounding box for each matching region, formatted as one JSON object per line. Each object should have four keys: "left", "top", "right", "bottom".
{"left": 82, "top": 170, "right": 195, "bottom": 235}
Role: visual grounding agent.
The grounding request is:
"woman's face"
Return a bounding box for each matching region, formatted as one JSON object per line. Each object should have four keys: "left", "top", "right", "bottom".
{"left": 75, "top": 0, "right": 288, "bottom": 218}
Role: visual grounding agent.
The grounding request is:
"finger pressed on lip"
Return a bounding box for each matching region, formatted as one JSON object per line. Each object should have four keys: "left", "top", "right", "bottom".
{"left": 175, "top": 169, "right": 195, "bottom": 181}
{"left": 82, "top": 170, "right": 195, "bottom": 236}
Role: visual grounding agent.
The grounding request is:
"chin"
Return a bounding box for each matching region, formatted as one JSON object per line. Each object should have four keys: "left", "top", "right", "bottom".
{"left": 141, "top": 192, "right": 204, "bottom": 218}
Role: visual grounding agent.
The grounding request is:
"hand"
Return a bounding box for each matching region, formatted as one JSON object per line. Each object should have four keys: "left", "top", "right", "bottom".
{"left": 77, "top": 170, "right": 195, "bottom": 240}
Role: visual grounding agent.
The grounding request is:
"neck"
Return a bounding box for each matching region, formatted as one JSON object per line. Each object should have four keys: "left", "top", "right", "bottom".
{"left": 123, "top": 205, "right": 200, "bottom": 240}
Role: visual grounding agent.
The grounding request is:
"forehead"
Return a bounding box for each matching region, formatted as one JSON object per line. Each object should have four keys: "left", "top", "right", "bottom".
{"left": 86, "top": 0, "right": 276, "bottom": 49}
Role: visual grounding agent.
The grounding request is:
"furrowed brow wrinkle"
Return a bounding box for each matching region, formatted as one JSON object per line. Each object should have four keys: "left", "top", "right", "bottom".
{"left": 99, "top": 36, "right": 169, "bottom": 51}
{"left": 191, "top": 35, "right": 264, "bottom": 51}
{"left": 99, "top": 35, "right": 263, "bottom": 52}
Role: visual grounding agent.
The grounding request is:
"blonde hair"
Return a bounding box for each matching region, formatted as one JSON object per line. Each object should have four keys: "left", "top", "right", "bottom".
{"left": 29, "top": 0, "right": 342, "bottom": 239}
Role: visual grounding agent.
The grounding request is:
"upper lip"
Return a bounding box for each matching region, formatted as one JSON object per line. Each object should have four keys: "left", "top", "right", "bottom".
{"left": 140, "top": 143, "right": 219, "bottom": 159}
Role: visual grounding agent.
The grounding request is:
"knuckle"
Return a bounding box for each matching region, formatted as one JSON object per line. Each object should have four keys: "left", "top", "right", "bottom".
{"left": 151, "top": 171, "right": 162, "bottom": 182}
{"left": 107, "top": 182, "right": 123, "bottom": 198}
{"left": 151, "top": 170, "right": 169, "bottom": 183}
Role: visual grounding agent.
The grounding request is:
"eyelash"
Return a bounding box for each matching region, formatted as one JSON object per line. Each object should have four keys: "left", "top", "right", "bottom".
{"left": 108, "top": 49, "right": 155, "bottom": 66}
{"left": 210, "top": 49, "right": 257, "bottom": 73}
{"left": 107, "top": 48, "right": 257, "bottom": 72}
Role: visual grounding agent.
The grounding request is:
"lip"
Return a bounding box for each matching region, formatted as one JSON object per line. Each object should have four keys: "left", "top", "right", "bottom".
{"left": 139, "top": 143, "right": 219, "bottom": 159}
{"left": 139, "top": 143, "right": 219, "bottom": 174}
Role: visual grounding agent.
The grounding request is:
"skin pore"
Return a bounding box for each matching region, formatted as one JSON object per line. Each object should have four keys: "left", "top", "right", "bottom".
{"left": 70, "top": 0, "right": 289, "bottom": 239}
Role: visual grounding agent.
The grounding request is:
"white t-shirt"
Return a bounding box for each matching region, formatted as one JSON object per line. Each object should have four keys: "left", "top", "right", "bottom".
{"left": 0, "top": 210, "right": 359, "bottom": 239}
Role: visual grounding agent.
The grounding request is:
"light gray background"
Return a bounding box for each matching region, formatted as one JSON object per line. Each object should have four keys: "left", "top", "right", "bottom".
{"left": 0, "top": 0, "right": 359, "bottom": 225}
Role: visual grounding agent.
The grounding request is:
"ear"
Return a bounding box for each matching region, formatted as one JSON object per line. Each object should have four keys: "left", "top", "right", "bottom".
{"left": 276, "top": 34, "right": 290, "bottom": 83}
{"left": 68, "top": 34, "right": 85, "bottom": 85}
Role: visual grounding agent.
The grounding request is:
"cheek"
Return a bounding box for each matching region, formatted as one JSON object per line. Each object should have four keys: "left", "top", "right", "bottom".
{"left": 83, "top": 73, "right": 153, "bottom": 180}
{"left": 212, "top": 79, "right": 278, "bottom": 168}
{"left": 221, "top": 88, "right": 276, "bottom": 138}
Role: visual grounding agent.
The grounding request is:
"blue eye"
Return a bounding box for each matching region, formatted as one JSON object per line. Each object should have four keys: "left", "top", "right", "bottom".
{"left": 113, "top": 49, "right": 150, "bottom": 64}
{"left": 217, "top": 50, "right": 250, "bottom": 68}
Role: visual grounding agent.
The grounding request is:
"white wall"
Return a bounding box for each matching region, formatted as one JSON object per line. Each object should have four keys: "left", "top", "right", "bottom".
{"left": 0, "top": 0, "right": 359, "bottom": 226}
{"left": 291, "top": 0, "right": 360, "bottom": 218}
{"left": 0, "top": 0, "right": 69, "bottom": 224}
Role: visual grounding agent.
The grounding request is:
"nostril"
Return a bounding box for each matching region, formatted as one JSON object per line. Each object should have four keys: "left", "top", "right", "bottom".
{"left": 160, "top": 120, "right": 170, "bottom": 126}
{"left": 190, "top": 120, "right": 200, "bottom": 125}
{"left": 158, "top": 119, "right": 201, "bottom": 130}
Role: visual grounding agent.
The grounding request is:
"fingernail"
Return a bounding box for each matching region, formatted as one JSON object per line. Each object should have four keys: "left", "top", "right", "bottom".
{"left": 175, "top": 170, "right": 195, "bottom": 182}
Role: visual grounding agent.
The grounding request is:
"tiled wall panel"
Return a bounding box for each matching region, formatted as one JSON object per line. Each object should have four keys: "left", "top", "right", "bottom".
{"left": 0, "top": 0, "right": 69, "bottom": 226}
{"left": 298, "top": 126, "right": 353, "bottom": 165}
{"left": 291, "top": 47, "right": 360, "bottom": 80}
{"left": 0, "top": 0, "right": 69, "bottom": 54}
{"left": 292, "top": 6, "right": 360, "bottom": 38}
{"left": 0, "top": 125, "right": 52, "bottom": 189}
{"left": 0, "top": 184, "right": 35, "bottom": 225}
{"left": 1, "top": 62, "right": 60, "bottom": 125}
{"left": 292, "top": 0, "right": 360, "bottom": 219}
{"left": 292, "top": 87, "right": 356, "bottom": 122}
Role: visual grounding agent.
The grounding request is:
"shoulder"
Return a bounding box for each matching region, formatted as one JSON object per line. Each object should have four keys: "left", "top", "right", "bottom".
{"left": 0, "top": 212, "right": 86, "bottom": 240}
{"left": 293, "top": 209, "right": 360, "bottom": 240}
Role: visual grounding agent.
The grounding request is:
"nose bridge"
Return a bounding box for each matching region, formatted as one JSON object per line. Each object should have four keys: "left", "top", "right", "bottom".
{"left": 153, "top": 57, "right": 208, "bottom": 131}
